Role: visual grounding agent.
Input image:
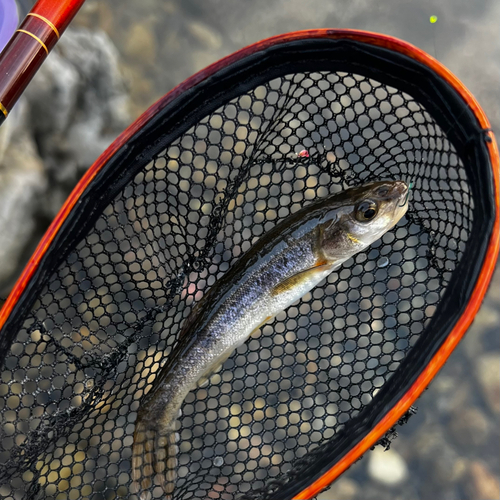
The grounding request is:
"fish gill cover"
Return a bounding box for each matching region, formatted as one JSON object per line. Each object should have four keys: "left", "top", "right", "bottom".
{"left": 0, "top": 34, "right": 496, "bottom": 500}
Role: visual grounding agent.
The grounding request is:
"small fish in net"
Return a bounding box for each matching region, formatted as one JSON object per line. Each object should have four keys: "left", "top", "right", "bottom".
{"left": 0, "top": 29, "right": 498, "bottom": 500}
{"left": 131, "top": 181, "right": 409, "bottom": 497}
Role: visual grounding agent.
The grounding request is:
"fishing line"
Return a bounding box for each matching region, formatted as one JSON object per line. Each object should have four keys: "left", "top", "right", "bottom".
{"left": 399, "top": 181, "right": 413, "bottom": 207}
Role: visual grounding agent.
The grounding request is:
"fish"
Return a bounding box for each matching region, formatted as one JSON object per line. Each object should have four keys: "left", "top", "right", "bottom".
{"left": 131, "top": 180, "right": 409, "bottom": 497}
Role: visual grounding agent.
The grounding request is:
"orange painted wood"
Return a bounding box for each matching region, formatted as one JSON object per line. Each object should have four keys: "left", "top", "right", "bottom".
{"left": 0, "top": 0, "right": 85, "bottom": 122}
{"left": 0, "top": 29, "right": 498, "bottom": 499}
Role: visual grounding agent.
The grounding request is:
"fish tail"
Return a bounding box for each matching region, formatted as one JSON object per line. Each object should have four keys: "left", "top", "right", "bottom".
{"left": 132, "top": 418, "right": 178, "bottom": 499}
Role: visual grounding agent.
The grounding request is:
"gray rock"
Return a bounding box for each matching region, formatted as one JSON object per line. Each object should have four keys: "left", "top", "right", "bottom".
{"left": 412, "top": 425, "right": 448, "bottom": 460}
{"left": 462, "top": 304, "right": 500, "bottom": 360}
{"left": 0, "top": 113, "right": 14, "bottom": 167}
{"left": 0, "top": 112, "right": 46, "bottom": 287}
{"left": 24, "top": 28, "right": 130, "bottom": 209}
{"left": 0, "top": 27, "right": 130, "bottom": 291}
{"left": 430, "top": 375, "right": 471, "bottom": 416}
{"left": 430, "top": 444, "right": 465, "bottom": 486}
{"left": 412, "top": 425, "right": 466, "bottom": 485}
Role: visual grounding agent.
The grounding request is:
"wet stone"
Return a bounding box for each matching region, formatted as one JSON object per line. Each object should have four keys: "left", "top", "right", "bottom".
{"left": 367, "top": 446, "right": 409, "bottom": 486}
{"left": 430, "top": 375, "right": 471, "bottom": 416}
{"left": 464, "top": 461, "right": 500, "bottom": 500}
{"left": 463, "top": 305, "right": 500, "bottom": 359}
{"left": 124, "top": 22, "right": 157, "bottom": 65}
{"left": 186, "top": 20, "right": 223, "bottom": 50}
{"left": 475, "top": 353, "right": 500, "bottom": 415}
{"left": 412, "top": 425, "right": 449, "bottom": 460}
{"left": 449, "top": 406, "right": 490, "bottom": 448}
{"left": 431, "top": 446, "right": 466, "bottom": 486}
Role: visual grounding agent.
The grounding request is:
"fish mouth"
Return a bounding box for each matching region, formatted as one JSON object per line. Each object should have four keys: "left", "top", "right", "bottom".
{"left": 370, "top": 180, "right": 409, "bottom": 203}
{"left": 391, "top": 181, "right": 410, "bottom": 220}
{"left": 381, "top": 180, "right": 409, "bottom": 206}
{"left": 392, "top": 181, "right": 409, "bottom": 203}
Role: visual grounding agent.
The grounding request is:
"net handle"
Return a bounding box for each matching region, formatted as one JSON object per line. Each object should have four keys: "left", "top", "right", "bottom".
{"left": 0, "top": 0, "right": 86, "bottom": 126}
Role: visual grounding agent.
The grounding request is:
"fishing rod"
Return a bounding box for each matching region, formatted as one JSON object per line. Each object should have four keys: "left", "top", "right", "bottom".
{"left": 0, "top": 0, "right": 87, "bottom": 127}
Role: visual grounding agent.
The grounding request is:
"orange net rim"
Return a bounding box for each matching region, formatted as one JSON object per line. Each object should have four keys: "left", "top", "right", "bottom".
{"left": 0, "top": 29, "right": 498, "bottom": 499}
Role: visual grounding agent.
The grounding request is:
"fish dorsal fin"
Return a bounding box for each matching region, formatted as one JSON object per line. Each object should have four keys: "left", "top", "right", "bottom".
{"left": 271, "top": 263, "right": 335, "bottom": 296}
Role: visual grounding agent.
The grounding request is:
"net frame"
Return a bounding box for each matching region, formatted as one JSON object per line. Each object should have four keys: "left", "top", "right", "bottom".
{"left": 0, "top": 29, "right": 498, "bottom": 500}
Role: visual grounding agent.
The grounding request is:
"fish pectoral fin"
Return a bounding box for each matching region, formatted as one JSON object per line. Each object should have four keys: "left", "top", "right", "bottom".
{"left": 271, "top": 264, "right": 334, "bottom": 296}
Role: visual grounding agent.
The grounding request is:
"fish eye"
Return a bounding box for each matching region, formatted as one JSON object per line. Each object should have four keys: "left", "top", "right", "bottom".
{"left": 355, "top": 200, "right": 378, "bottom": 222}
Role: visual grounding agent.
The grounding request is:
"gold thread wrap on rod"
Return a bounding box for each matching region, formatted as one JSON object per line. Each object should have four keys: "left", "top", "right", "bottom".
{"left": 0, "top": 102, "right": 8, "bottom": 118}
{"left": 27, "top": 13, "right": 60, "bottom": 39}
{"left": 15, "top": 29, "right": 49, "bottom": 55}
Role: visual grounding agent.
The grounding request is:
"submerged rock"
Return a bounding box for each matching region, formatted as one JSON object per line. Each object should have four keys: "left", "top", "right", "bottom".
{"left": 367, "top": 446, "right": 409, "bottom": 486}
{"left": 449, "top": 406, "right": 490, "bottom": 448}
{"left": 465, "top": 461, "right": 500, "bottom": 500}
{"left": 475, "top": 353, "right": 500, "bottom": 415}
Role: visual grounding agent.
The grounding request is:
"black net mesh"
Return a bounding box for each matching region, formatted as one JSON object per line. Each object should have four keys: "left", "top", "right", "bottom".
{"left": 0, "top": 45, "right": 492, "bottom": 500}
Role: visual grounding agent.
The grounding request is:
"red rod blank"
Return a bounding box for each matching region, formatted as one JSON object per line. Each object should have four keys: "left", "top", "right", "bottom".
{"left": 0, "top": 0, "right": 86, "bottom": 125}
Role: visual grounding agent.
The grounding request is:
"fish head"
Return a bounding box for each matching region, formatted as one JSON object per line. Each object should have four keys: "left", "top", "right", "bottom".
{"left": 319, "top": 180, "right": 409, "bottom": 261}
